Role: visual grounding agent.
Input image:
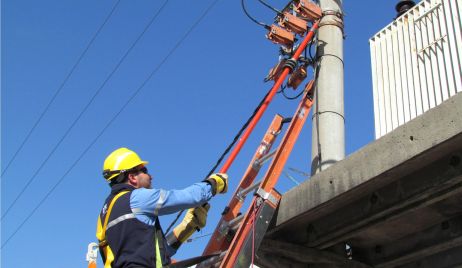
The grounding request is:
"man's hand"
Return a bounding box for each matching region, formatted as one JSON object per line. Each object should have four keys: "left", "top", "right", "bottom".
{"left": 188, "top": 203, "right": 210, "bottom": 230}
{"left": 167, "top": 204, "right": 211, "bottom": 249}
{"left": 205, "top": 173, "right": 228, "bottom": 195}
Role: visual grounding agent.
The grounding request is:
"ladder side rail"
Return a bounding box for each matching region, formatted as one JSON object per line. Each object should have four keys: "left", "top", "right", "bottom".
{"left": 203, "top": 115, "right": 284, "bottom": 255}
{"left": 220, "top": 85, "right": 315, "bottom": 268}
{"left": 260, "top": 83, "right": 314, "bottom": 193}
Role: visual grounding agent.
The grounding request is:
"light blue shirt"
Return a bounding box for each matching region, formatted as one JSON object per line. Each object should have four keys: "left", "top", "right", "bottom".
{"left": 129, "top": 182, "right": 213, "bottom": 226}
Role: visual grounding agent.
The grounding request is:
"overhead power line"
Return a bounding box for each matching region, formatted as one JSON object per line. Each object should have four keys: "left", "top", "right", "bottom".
{"left": 1, "top": 0, "right": 221, "bottom": 249}
{"left": 1, "top": 0, "right": 170, "bottom": 220}
{"left": 241, "top": 0, "right": 270, "bottom": 28}
{"left": 1, "top": 0, "right": 122, "bottom": 177}
{"left": 257, "top": 0, "right": 282, "bottom": 15}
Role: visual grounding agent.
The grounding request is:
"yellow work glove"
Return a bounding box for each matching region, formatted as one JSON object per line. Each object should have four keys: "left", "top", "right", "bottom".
{"left": 205, "top": 173, "right": 228, "bottom": 195}
{"left": 168, "top": 204, "right": 210, "bottom": 249}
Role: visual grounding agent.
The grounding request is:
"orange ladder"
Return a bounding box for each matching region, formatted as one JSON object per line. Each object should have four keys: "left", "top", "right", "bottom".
{"left": 171, "top": 79, "right": 315, "bottom": 267}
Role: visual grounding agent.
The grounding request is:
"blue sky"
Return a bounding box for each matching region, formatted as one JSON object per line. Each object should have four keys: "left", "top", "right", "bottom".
{"left": 2, "top": 0, "right": 398, "bottom": 267}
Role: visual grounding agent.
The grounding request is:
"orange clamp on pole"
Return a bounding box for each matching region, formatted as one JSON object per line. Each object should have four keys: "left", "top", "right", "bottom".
{"left": 218, "top": 20, "right": 319, "bottom": 175}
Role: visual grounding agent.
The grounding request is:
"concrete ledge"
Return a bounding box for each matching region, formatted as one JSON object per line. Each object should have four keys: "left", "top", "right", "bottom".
{"left": 270, "top": 92, "right": 462, "bottom": 233}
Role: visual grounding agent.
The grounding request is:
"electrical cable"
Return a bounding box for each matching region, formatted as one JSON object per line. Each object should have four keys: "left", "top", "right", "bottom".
{"left": 205, "top": 90, "right": 272, "bottom": 180}
{"left": 1, "top": 0, "right": 170, "bottom": 221}
{"left": 165, "top": 86, "right": 273, "bottom": 234}
{"left": 313, "top": 58, "right": 322, "bottom": 174}
{"left": 256, "top": 0, "right": 282, "bottom": 15}
{"left": 241, "top": 0, "right": 270, "bottom": 28}
{"left": 185, "top": 232, "right": 213, "bottom": 243}
{"left": 281, "top": 86, "right": 305, "bottom": 100}
{"left": 277, "top": 84, "right": 286, "bottom": 93}
{"left": 288, "top": 166, "right": 310, "bottom": 178}
{"left": 1, "top": 0, "right": 122, "bottom": 178}
{"left": 308, "top": 38, "right": 316, "bottom": 62}
{"left": 1, "top": 0, "right": 221, "bottom": 249}
{"left": 282, "top": 170, "right": 300, "bottom": 185}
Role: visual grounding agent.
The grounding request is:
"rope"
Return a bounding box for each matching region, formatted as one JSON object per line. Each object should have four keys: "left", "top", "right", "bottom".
{"left": 251, "top": 200, "right": 258, "bottom": 267}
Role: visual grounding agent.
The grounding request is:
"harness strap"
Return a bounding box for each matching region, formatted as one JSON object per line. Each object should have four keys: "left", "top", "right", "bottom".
{"left": 99, "top": 191, "right": 129, "bottom": 247}
{"left": 97, "top": 190, "right": 165, "bottom": 268}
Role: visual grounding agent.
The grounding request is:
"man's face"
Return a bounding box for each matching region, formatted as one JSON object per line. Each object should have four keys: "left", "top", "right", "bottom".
{"left": 133, "top": 166, "right": 152, "bottom": 189}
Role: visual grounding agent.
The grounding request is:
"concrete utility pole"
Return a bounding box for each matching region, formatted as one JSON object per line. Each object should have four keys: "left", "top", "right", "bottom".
{"left": 311, "top": 0, "right": 345, "bottom": 175}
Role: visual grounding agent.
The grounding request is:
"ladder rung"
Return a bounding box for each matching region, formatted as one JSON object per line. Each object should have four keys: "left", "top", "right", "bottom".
{"left": 253, "top": 149, "right": 277, "bottom": 167}
{"left": 197, "top": 251, "right": 227, "bottom": 268}
{"left": 218, "top": 214, "right": 245, "bottom": 237}
{"left": 236, "top": 180, "right": 261, "bottom": 202}
{"left": 230, "top": 222, "right": 241, "bottom": 233}
{"left": 228, "top": 214, "right": 244, "bottom": 229}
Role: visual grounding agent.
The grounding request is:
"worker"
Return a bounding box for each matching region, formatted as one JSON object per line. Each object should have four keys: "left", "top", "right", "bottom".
{"left": 96, "top": 147, "right": 228, "bottom": 268}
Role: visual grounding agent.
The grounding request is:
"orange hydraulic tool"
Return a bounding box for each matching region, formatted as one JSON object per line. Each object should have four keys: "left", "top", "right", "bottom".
{"left": 278, "top": 12, "right": 307, "bottom": 35}
{"left": 294, "top": 0, "right": 322, "bottom": 21}
{"left": 202, "top": 19, "right": 319, "bottom": 256}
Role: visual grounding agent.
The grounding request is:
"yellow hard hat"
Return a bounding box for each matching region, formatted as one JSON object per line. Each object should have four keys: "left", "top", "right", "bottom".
{"left": 102, "top": 148, "right": 148, "bottom": 181}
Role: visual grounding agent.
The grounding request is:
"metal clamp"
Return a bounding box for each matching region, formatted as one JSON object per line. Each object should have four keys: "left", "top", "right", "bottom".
{"left": 256, "top": 188, "right": 279, "bottom": 206}
{"left": 235, "top": 187, "right": 246, "bottom": 202}
{"left": 322, "top": 10, "right": 343, "bottom": 19}
{"left": 319, "top": 19, "right": 344, "bottom": 30}
{"left": 320, "top": 9, "right": 344, "bottom": 34}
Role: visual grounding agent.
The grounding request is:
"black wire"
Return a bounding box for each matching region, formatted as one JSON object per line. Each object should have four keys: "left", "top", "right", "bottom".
{"left": 1, "top": 0, "right": 123, "bottom": 178}
{"left": 281, "top": 86, "right": 305, "bottom": 100}
{"left": 165, "top": 86, "right": 273, "bottom": 234}
{"left": 257, "top": 0, "right": 282, "bottom": 15}
{"left": 205, "top": 88, "right": 272, "bottom": 179}
{"left": 241, "top": 0, "right": 270, "bottom": 28}
{"left": 277, "top": 84, "right": 286, "bottom": 93}
{"left": 309, "top": 38, "right": 316, "bottom": 62}
{"left": 1, "top": 0, "right": 170, "bottom": 221}
{"left": 1, "top": 0, "right": 221, "bottom": 249}
{"left": 186, "top": 232, "right": 213, "bottom": 243}
{"left": 164, "top": 210, "right": 184, "bottom": 235}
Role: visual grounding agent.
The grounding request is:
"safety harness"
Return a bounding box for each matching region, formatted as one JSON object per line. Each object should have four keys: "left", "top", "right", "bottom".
{"left": 96, "top": 190, "right": 163, "bottom": 268}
